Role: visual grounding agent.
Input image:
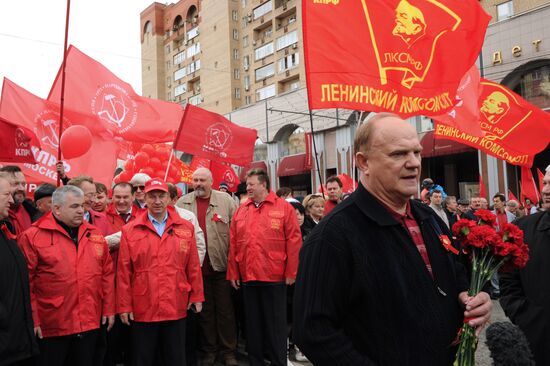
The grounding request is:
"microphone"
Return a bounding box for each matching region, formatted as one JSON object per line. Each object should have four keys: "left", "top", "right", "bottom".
{"left": 485, "top": 321, "right": 535, "bottom": 366}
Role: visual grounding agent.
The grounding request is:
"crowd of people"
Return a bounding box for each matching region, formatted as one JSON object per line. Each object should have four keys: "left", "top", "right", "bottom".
{"left": 1, "top": 113, "right": 549, "bottom": 366}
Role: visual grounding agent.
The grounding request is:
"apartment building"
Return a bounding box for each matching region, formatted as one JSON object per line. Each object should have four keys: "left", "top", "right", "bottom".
{"left": 140, "top": 0, "right": 303, "bottom": 115}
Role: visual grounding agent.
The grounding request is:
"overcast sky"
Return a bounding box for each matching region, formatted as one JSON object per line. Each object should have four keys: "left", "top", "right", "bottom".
{"left": 0, "top": 0, "right": 155, "bottom": 99}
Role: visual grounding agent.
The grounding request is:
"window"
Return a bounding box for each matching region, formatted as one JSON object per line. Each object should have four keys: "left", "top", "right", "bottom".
{"left": 166, "top": 76, "right": 172, "bottom": 85}
{"left": 256, "top": 84, "right": 276, "bottom": 101}
{"left": 187, "top": 26, "right": 199, "bottom": 41}
{"left": 245, "top": 95, "right": 252, "bottom": 105}
{"left": 174, "top": 52, "right": 185, "bottom": 65}
{"left": 234, "top": 69, "right": 240, "bottom": 80}
{"left": 288, "top": 14, "right": 296, "bottom": 24}
{"left": 253, "top": 0, "right": 272, "bottom": 19}
{"left": 255, "top": 42, "right": 274, "bottom": 60}
{"left": 175, "top": 84, "right": 187, "bottom": 97}
{"left": 233, "top": 49, "right": 239, "bottom": 60}
{"left": 243, "top": 35, "right": 249, "bottom": 47}
{"left": 244, "top": 75, "right": 250, "bottom": 89}
{"left": 290, "top": 80, "right": 299, "bottom": 91}
{"left": 189, "top": 94, "right": 202, "bottom": 105}
{"left": 187, "top": 60, "right": 201, "bottom": 74}
{"left": 232, "top": 10, "right": 239, "bottom": 21}
{"left": 264, "top": 28, "right": 272, "bottom": 38}
{"left": 235, "top": 88, "right": 241, "bottom": 99}
{"left": 243, "top": 55, "right": 250, "bottom": 68}
{"left": 497, "top": 1, "right": 513, "bottom": 21}
{"left": 187, "top": 43, "right": 201, "bottom": 58}
{"left": 166, "top": 60, "right": 172, "bottom": 70}
{"left": 242, "top": 0, "right": 248, "bottom": 8}
{"left": 233, "top": 29, "right": 239, "bottom": 40}
{"left": 165, "top": 45, "right": 171, "bottom": 54}
{"left": 255, "top": 63, "right": 274, "bottom": 81}
{"left": 278, "top": 53, "right": 299, "bottom": 72}
{"left": 174, "top": 68, "right": 186, "bottom": 81}
{"left": 167, "top": 91, "right": 171, "bottom": 100}
{"left": 276, "top": 30, "right": 298, "bottom": 50}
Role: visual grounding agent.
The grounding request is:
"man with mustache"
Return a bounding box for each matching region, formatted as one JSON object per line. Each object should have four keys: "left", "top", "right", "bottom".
{"left": 0, "top": 165, "right": 38, "bottom": 234}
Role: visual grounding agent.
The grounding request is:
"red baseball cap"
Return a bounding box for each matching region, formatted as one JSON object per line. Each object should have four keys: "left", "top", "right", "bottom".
{"left": 144, "top": 178, "right": 169, "bottom": 193}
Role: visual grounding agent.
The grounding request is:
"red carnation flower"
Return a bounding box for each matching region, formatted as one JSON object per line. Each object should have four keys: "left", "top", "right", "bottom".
{"left": 464, "top": 225, "right": 502, "bottom": 250}
{"left": 500, "top": 223, "right": 524, "bottom": 244}
{"left": 474, "top": 209, "right": 497, "bottom": 227}
{"left": 452, "top": 219, "right": 476, "bottom": 238}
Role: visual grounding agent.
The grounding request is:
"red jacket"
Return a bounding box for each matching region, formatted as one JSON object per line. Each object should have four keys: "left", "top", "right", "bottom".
{"left": 227, "top": 191, "right": 302, "bottom": 282}
{"left": 17, "top": 213, "right": 115, "bottom": 338}
{"left": 88, "top": 209, "right": 113, "bottom": 237}
{"left": 105, "top": 204, "right": 141, "bottom": 234}
{"left": 116, "top": 206, "right": 204, "bottom": 322}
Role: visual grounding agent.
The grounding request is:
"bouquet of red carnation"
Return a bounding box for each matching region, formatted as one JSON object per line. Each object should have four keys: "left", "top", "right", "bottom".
{"left": 452, "top": 209, "right": 529, "bottom": 366}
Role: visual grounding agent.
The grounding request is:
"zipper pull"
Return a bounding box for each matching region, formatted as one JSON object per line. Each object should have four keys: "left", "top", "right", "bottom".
{"left": 437, "top": 286, "right": 447, "bottom": 297}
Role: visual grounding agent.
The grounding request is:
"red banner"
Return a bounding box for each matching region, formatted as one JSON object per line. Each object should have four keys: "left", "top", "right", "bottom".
{"left": 536, "top": 168, "right": 545, "bottom": 191}
{"left": 48, "top": 46, "right": 183, "bottom": 143}
{"left": 174, "top": 104, "right": 257, "bottom": 166}
{"left": 0, "top": 116, "right": 38, "bottom": 163}
{"left": 434, "top": 79, "right": 550, "bottom": 167}
{"left": 521, "top": 167, "right": 541, "bottom": 204}
{"left": 0, "top": 79, "right": 119, "bottom": 185}
{"left": 302, "top": 0, "right": 490, "bottom": 117}
{"left": 508, "top": 189, "right": 519, "bottom": 202}
{"left": 182, "top": 157, "right": 239, "bottom": 193}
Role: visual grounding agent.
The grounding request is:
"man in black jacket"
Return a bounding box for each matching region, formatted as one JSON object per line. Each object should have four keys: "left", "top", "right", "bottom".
{"left": 0, "top": 175, "right": 39, "bottom": 365}
{"left": 293, "top": 113, "right": 492, "bottom": 366}
{"left": 500, "top": 165, "right": 550, "bottom": 366}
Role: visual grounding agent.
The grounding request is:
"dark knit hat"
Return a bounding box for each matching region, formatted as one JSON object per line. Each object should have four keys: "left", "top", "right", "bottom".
{"left": 34, "top": 183, "right": 56, "bottom": 202}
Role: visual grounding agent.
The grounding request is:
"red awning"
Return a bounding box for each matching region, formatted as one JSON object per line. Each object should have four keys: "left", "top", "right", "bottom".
{"left": 277, "top": 154, "right": 310, "bottom": 177}
{"left": 420, "top": 131, "right": 475, "bottom": 158}
{"left": 239, "top": 161, "right": 268, "bottom": 181}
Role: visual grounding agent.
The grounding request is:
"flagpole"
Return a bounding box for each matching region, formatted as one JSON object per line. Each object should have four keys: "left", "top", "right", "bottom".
{"left": 164, "top": 150, "right": 175, "bottom": 181}
{"left": 56, "top": 0, "right": 71, "bottom": 187}
{"left": 309, "top": 111, "right": 325, "bottom": 199}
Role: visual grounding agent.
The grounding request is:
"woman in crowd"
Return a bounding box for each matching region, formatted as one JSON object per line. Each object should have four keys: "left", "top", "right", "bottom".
{"left": 302, "top": 194, "right": 325, "bottom": 233}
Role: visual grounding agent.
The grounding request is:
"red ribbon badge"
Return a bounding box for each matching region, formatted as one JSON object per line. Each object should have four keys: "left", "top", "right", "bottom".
{"left": 439, "top": 234, "right": 459, "bottom": 255}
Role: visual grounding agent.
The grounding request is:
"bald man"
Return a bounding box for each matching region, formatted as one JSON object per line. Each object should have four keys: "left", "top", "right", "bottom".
{"left": 293, "top": 113, "right": 492, "bottom": 365}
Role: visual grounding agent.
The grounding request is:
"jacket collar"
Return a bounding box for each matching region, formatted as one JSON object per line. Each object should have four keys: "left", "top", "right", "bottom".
{"left": 106, "top": 202, "right": 137, "bottom": 219}
{"left": 244, "top": 191, "right": 277, "bottom": 208}
{"left": 181, "top": 189, "right": 224, "bottom": 207}
{"left": 133, "top": 205, "right": 184, "bottom": 231}
{"left": 352, "top": 183, "right": 432, "bottom": 226}
{"left": 34, "top": 211, "right": 93, "bottom": 241}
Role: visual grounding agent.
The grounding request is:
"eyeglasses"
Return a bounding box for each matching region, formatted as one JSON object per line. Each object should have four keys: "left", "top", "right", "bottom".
{"left": 132, "top": 185, "right": 145, "bottom": 193}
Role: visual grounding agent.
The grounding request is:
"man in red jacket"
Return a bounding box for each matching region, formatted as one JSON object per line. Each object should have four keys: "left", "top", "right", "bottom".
{"left": 117, "top": 178, "right": 204, "bottom": 366}
{"left": 67, "top": 176, "right": 112, "bottom": 236}
{"left": 227, "top": 168, "right": 302, "bottom": 366}
{"left": 18, "top": 185, "right": 115, "bottom": 366}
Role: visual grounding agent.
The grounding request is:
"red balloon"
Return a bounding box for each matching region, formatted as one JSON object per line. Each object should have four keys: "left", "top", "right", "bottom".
{"left": 119, "top": 170, "right": 132, "bottom": 182}
{"left": 156, "top": 147, "right": 171, "bottom": 160}
{"left": 149, "top": 157, "right": 162, "bottom": 171}
{"left": 141, "top": 144, "right": 155, "bottom": 157}
{"left": 123, "top": 160, "right": 135, "bottom": 173}
{"left": 60, "top": 125, "right": 92, "bottom": 159}
{"left": 154, "top": 170, "right": 166, "bottom": 179}
{"left": 139, "top": 167, "right": 154, "bottom": 177}
{"left": 134, "top": 152, "right": 150, "bottom": 170}
{"left": 113, "top": 174, "right": 122, "bottom": 184}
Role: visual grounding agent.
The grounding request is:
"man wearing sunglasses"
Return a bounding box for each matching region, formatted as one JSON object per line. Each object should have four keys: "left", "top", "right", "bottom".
{"left": 130, "top": 173, "right": 151, "bottom": 209}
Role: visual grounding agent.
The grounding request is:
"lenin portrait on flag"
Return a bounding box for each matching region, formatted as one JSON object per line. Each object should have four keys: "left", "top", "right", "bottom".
{"left": 362, "top": 0, "right": 462, "bottom": 89}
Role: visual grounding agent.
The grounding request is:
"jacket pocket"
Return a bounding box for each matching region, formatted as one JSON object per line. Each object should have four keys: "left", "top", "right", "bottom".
{"left": 268, "top": 251, "right": 287, "bottom": 276}
{"left": 38, "top": 295, "right": 64, "bottom": 309}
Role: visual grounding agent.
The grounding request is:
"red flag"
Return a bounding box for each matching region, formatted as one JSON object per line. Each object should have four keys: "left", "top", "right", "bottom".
{"left": 0, "top": 79, "right": 118, "bottom": 185}
{"left": 537, "top": 168, "right": 545, "bottom": 191}
{"left": 507, "top": 189, "right": 519, "bottom": 202}
{"left": 210, "top": 161, "right": 239, "bottom": 193}
{"left": 433, "top": 65, "right": 483, "bottom": 137}
{"left": 434, "top": 79, "right": 550, "bottom": 167}
{"left": 174, "top": 104, "right": 257, "bottom": 166}
{"left": 48, "top": 46, "right": 183, "bottom": 143}
{"left": 520, "top": 167, "right": 540, "bottom": 204}
{"left": 0, "top": 116, "right": 39, "bottom": 163}
{"left": 302, "top": 0, "right": 490, "bottom": 117}
{"left": 478, "top": 175, "right": 486, "bottom": 199}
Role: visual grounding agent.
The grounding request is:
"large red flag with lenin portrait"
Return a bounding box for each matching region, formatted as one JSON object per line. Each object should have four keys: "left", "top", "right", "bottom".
{"left": 48, "top": 46, "right": 183, "bottom": 143}
{"left": 302, "top": 0, "right": 490, "bottom": 117}
{"left": 0, "top": 116, "right": 39, "bottom": 163}
{"left": 434, "top": 79, "right": 550, "bottom": 167}
{"left": 0, "top": 78, "right": 119, "bottom": 185}
{"left": 173, "top": 104, "right": 257, "bottom": 166}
